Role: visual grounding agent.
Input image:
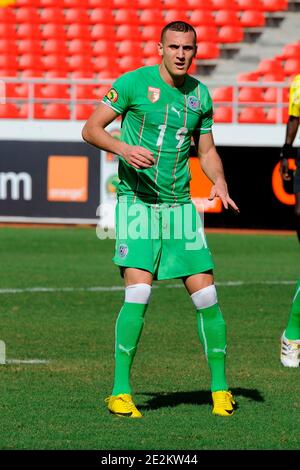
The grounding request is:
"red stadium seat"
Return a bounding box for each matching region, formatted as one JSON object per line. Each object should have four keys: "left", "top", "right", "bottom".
{"left": 218, "top": 26, "right": 244, "bottom": 43}
{"left": 140, "top": 25, "right": 161, "bottom": 41}
{"left": 257, "top": 58, "right": 283, "bottom": 75}
{"left": 136, "top": 0, "right": 163, "bottom": 7}
{"left": 117, "top": 40, "right": 143, "bottom": 57}
{"left": 39, "top": 0, "right": 64, "bottom": 6}
{"left": 114, "top": 9, "right": 140, "bottom": 24}
{"left": 264, "top": 87, "right": 289, "bottom": 103}
{"left": 195, "top": 26, "right": 219, "bottom": 43}
{"left": 261, "top": 0, "right": 288, "bottom": 11}
{"left": 63, "top": 0, "right": 89, "bottom": 7}
{"left": 143, "top": 41, "right": 159, "bottom": 58}
{"left": 265, "top": 107, "right": 289, "bottom": 123}
{"left": 41, "top": 24, "right": 66, "bottom": 39}
{"left": 215, "top": 10, "right": 242, "bottom": 27}
{"left": 144, "top": 56, "right": 160, "bottom": 66}
{"left": 92, "top": 40, "right": 118, "bottom": 57}
{"left": 90, "top": 24, "right": 115, "bottom": 40}
{"left": 277, "top": 43, "right": 300, "bottom": 60}
{"left": 0, "top": 103, "right": 20, "bottom": 119}
{"left": 118, "top": 56, "right": 143, "bottom": 72}
{"left": 15, "top": 7, "right": 40, "bottom": 24}
{"left": 88, "top": 0, "right": 113, "bottom": 5}
{"left": 43, "top": 39, "right": 67, "bottom": 55}
{"left": 186, "top": 0, "right": 214, "bottom": 8}
{"left": 196, "top": 42, "right": 220, "bottom": 60}
{"left": 0, "top": 69, "right": 18, "bottom": 77}
{"left": 213, "top": 106, "right": 233, "bottom": 123}
{"left": 0, "top": 55, "right": 18, "bottom": 70}
{"left": 4, "top": 83, "right": 23, "bottom": 98}
{"left": 74, "top": 84, "right": 95, "bottom": 100}
{"left": 0, "top": 23, "right": 16, "bottom": 38}
{"left": 238, "top": 106, "right": 267, "bottom": 123}
{"left": 17, "top": 23, "right": 41, "bottom": 39}
{"left": 20, "top": 69, "right": 43, "bottom": 78}
{"left": 114, "top": 0, "right": 138, "bottom": 7}
{"left": 63, "top": 8, "right": 90, "bottom": 24}
{"left": 238, "top": 87, "right": 265, "bottom": 102}
{"left": 139, "top": 10, "right": 164, "bottom": 25}
{"left": 115, "top": 25, "right": 141, "bottom": 41}
{"left": 212, "top": 0, "right": 239, "bottom": 9}
{"left": 18, "top": 54, "right": 43, "bottom": 71}
{"left": 283, "top": 59, "right": 300, "bottom": 77}
{"left": 237, "top": 71, "right": 260, "bottom": 81}
{"left": 39, "top": 84, "right": 70, "bottom": 99}
{"left": 39, "top": 8, "right": 65, "bottom": 24}
{"left": 240, "top": 10, "right": 265, "bottom": 27}
{"left": 0, "top": 7, "right": 15, "bottom": 23}
{"left": 17, "top": 39, "right": 42, "bottom": 55}
{"left": 74, "top": 104, "right": 95, "bottom": 120}
{"left": 43, "top": 103, "right": 70, "bottom": 119}
{"left": 0, "top": 39, "right": 17, "bottom": 54}
{"left": 164, "top": 10, "right": 190, "bottom": 24}
{"left": 16, "top": 0, "right": 40, "bottom": 5}
{"left": 70, "top": 70, "right": 95, "bottom": 78}
{"left": 89, "top": 8, "right": 115, "bottom": 25}
{"left": 42, "top": 55, "right": 68, "bottom": 71}
{"left": 93, "top": 56, "right": 118, "bottom": 73}
{"left": 95, "top": 84, "right": 112, "bottom": 99}
{"left": 212, "top": 86, "right": 233, "bottom": 102}
{"left": 189, "top": 11, "right": 215, "bottom": 26}
{"left": 68, "top": 55, "right": 93, "bottom": 71}
{"left": 67, "top": 39, "right": 92, "bottom": 56}
{"left": 260, "top": 71, "right": 285, "bottom": 81}
{"left": 66, "top": 24, "right": 90, "bottom": 40}
{"left": 236, "top": 0, "right": 264, "bottom": 10}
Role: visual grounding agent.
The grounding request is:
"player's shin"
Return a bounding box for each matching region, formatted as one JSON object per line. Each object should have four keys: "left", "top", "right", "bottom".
{"left": 285, "top": 279, "right": 300, "bottom": 341}
{"left": 112, "top": 283, "right": 151, "bottom": 396}
{"left": 191, "top": 285, "right": 228, "bottom": 392}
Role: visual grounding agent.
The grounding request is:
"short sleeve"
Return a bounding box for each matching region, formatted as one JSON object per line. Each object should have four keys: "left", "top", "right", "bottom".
{"left": 101, "top": 71, "right": 135, "bottom": 115}
{"left": 198, "top": 87, "right": 213, "bottom": 134}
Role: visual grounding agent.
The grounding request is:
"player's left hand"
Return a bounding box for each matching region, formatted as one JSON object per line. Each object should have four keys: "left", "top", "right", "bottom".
{"left": 209, "top": 180, "right": 240, "bottom": 214}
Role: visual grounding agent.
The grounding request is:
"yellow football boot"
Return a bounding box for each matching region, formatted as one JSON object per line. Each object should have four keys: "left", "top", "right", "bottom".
{"left": 105, "top": 394, "right": 142, "bottom": 418}
{"left": 212, "top": 391, "right": 235, "bottom": 417}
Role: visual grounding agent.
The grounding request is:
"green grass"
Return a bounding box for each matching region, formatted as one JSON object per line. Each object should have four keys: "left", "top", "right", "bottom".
{"left": 0, "top": 227, "right": 299, "bottom": 450}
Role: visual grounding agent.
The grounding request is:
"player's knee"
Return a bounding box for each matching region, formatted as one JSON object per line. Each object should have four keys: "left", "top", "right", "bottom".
{"left": 191, "top": 284, "right": 218, "bottom": 310}
{"left": 125, "top": 283, "right": 152, "bottom": 304}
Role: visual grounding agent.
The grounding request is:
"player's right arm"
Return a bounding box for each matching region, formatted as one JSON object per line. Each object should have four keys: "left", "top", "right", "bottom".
{"left": 82, "top": 103, "right": 154, "bottom": 170}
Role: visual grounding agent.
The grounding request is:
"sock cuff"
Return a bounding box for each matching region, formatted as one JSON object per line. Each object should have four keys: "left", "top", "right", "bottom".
{"left": 125, "top": 283, "right": 152, "bottom": 304}
{"left": 191, "top": 284, "right": 218, "bottom": 310}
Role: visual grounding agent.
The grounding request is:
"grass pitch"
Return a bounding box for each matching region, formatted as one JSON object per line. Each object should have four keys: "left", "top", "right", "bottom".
{"left": 0, "top": 227, "right": 299, "bottom": 450}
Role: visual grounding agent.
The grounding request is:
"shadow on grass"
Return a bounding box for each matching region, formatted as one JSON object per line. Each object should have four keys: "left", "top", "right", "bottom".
{"left": 137, "top": 388, "right": 263, "bottom": 411}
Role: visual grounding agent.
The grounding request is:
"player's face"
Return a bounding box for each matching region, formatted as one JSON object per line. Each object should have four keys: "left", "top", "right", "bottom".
{"left": 158, "top": 30, "right": 197, "bottom": 82}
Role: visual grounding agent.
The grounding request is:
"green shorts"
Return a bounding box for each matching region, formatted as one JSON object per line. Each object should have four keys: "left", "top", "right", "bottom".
{"left": 113, "top": 197, "right": 214, "bottom": 280}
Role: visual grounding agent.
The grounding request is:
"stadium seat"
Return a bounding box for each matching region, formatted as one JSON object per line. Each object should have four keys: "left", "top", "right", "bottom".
{"left": 39, "top": 8, "right": 65, "bottom": 24}
{"left": 74, "top": 84, "right": 95, "bottom": 100}
{"left": 42, "top": 103, "right": 70, "bottom": 119}
{"left": 95, "top": 84, "right": 112, "bottom": 99}
{"left": 163, "top": 10, "right": 190, "bottom": 24}
{"left": 196, "top": 42, "right": 220, "bottom": 60}
{"left": 39, "top": 0, "right": 64, "bottom": 6}
{"left": 215, "top": 10, "right": 242, "bottom": 27}
{"left": 212, "top": 86, "right": 233, "bottom": 102}
{"left": 63, "top": 0, "right": 89, "bottom": 7}
{"left": 18, "top": 54, "right": 43, "bottom": 71}
{"left": 115, "top": 25, "right": 141, "bottom": 41}
{"left": 238, "top": 87, "right": 265, "bottom": 102}
{"left": 0, "top": 23, "right": 15, "bottom": 38}
{"left": 277, "top": 43, "right": 300, "bottom": 60}
{"left": 144, "top": 56, "right": 160, "bottom": 66}
{"left": 143, "top": 41, "right": 159, "bottom": 58}
{"left": 0, "top": 7, "right": 15, "bottom": 23}
{"left": 186, "top": 0, "right": 214, "bottom": 8}
{"left": 136, "top": 0, "right": 163, "bottom": 7}
{"left": 140, "top": 25, "right": 161, "bottom": 41}
{"left": 195, "top": 26, "right": 219, "bottom": 43}
{"left": 70, "top": 70, "right": 95, "bottom": 79}
{"left": 17, "top": 0, "right": 40, "bottom": 5}
{"left": 118, "top": 56, "right": 143, "bottom": 72}
{"left": 92, "top": 40, "right": 117, "bottom": 57}
{"left": 15, "top": 7, "right": 40, "bottom": 24}
{"left": 212, "top": 0, "right": 239, "bottom": 10}
{"left": 114, "top": 0, "right": 137, "bottom": 7}
{"left": 260, "top": 0, "right": 288, "bottom": 11}
{"left": 63, "top": 8, "right": 90, "bottom": 24}
{"left": 213, "top": 106, "right": 233, "bottom": 123}
{"left": 67, "top": 39, "right": 92, "bottom": 56}
{"left": 39, "top": 84, "right": 70, "bottom": 99}
{"left": 88, "top": 0, "right": 112, "bottom": 6}
{"left": 237, "top": 71, "right": 260, "bottom": 81}
{"left": 17, "top": 23, "right": 41, "bottom": 39}
{"left": 0, "top": 103, "right": 20, "bottom": 119}
{"left": 117, "top": 40, "right": 143, "bottom": 57}
{"left": 236, "top": 0, "right": 264, "bottom": 10}
{"left": 265, "top": 106, "right": 288, "bottom": 123}
{"left": 240, "top": 10, "right": 265, "bottom": 27}
{"left": 238, "top": 106, "right": 267, "bottom": 123}
{"left": 20, "top": 69, "right": 43, "bottom": 78}
{"left": 218, "top": 26, "right": 244, "bottom": 43}
{"left": 43, "top": 39, "right": 67, "bottom": 55}
{"left": 93, "top": 55, "right": 117, "bottom": 73}
{"left": 66, "top": 24, "right": 91, "bottom": 40}
{"left": 189, "top": 11, "right": 215, "bottom": 26}
{"left": 283, "top": 58, "right": 300, "bottom": 77}
{"left": 42, "top": 55, "right": 68, "bottom": 71}
{"left": 90, "top": 24, "right": 115, "bottom": 40}
{"left": 257, "top": 58, "right": 284, "bottom": 75}
{"left": 74, "top": 104, "right": 95, "bottom": 120}
{"left": 17, "top": 39, "right": 42, "bottom": 55}
{"left": 41, "top": 24, "right": 66, "bottom": 39}
{"left": 89, "top": 8, "right": 115, "bottom": 25}
{"left": 4, "top": 83, "right": 23, "bottom": 98}
{"left": 139, "top": 10, "right": 164, "bottom": 25}
{"left": 68, "top": 55, "right": 93, "bottom": 72}
{"left": 114, "top": 9, "right": 140, "bottom": 24}
{"left": 260, "top": 71, "right": 285, "bottom": 81}
{"left": 0, "top": 68, "right": 18, "bottom": 77}
{"left": 0, "top": 55, "right": 18, "bottom": 70}
{"left": 0, "top": 39, "right": 17, "bottom": 54}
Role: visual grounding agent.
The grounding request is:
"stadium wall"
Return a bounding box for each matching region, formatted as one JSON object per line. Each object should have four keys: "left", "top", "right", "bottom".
{"left": 0, "top": 120, "right": 296, "bottom": 229}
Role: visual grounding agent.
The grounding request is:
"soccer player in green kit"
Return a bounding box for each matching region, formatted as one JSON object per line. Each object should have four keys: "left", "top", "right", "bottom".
{"left": 82, "top": 21, "right": 240, "bottom": 417}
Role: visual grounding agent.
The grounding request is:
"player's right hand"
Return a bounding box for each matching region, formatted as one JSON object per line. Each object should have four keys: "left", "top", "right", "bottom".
{"left": 121, "top": 144, "right": 155, "bottom": 169}
{"left": 279, "top": 144, "right": 292, "bottom": 181}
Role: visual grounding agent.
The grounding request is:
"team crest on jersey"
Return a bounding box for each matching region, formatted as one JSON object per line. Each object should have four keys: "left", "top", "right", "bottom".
{"left": 187, "top": 95, "right": 200, "bottom": 110}
{"left": 106, "top": 88, "right": 118, "bottom": 103}
{"left": 148, "top": 86, "right": 160, "bottom": 103}
{"left": 119, "top": 244, "right": 128, "bottom": 258}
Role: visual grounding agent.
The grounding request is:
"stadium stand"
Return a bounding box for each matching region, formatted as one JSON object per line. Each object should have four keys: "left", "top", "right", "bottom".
{"left": 0, "top": 0, "right": 298, "bottom": 122}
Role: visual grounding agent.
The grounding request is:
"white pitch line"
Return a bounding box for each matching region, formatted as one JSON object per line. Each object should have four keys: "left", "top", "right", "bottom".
{"left": 0, "top": 280, "right": 297, "bottom": 295}
{"left": 6, "top": 359, "right": 50, "bottom": 364}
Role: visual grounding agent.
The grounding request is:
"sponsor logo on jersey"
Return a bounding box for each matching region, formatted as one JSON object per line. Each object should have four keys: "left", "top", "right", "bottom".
{"left": 106, "top": 88, "right": 118, "bottom": 103}
{"left": 119, "top": 244, "right": 128, "bottom": 258}
{"left": 187, "top": 95, "right": 200, "bottom": 110}
{"left": 148, "top": 86, "right": 160, "bottom": 103}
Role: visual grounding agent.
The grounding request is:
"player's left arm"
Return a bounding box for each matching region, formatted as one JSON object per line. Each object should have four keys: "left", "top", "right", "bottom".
{"left": 194, "top": 130, "right": 240, "bottom": 213}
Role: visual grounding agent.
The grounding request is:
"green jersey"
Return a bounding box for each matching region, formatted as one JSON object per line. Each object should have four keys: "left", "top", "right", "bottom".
{"left": 102, "top": 65, "right": 213, "bottom": 204}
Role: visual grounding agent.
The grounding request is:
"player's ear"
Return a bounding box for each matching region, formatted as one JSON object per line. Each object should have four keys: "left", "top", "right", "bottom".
{"left": 158, "top": 42, "right": 163, "bottom": 57}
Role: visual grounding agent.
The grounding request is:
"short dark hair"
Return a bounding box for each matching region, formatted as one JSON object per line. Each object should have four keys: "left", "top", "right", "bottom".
{"left": 160, "top": 21, "right": 197, "bottom": 43}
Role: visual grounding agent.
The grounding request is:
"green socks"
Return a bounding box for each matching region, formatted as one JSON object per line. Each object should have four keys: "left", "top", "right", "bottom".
{"left": 112, "top": 302, "right": 148, "bottom": 396}
{"left": 285, "top": 280, "right": 300, "bottom": 340}
{"left": 196, "top": 303, "right": 228, "bottom": 392}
